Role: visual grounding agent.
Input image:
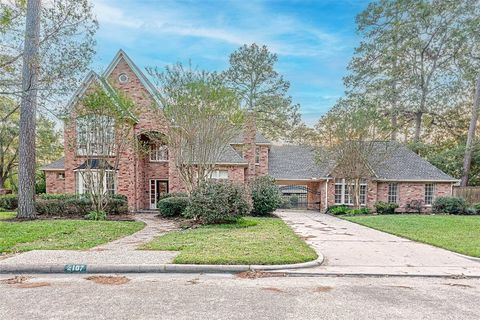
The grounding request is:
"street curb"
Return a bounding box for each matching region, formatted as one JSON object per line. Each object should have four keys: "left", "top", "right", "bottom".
{"left": 264, "top": 271, "right": 480, "bottom": 279}
{"left": 0, "top": 254, "right": 324, "bottom": 274}
{"left": 452, "top": 252, "right": 480, "bottom": 263}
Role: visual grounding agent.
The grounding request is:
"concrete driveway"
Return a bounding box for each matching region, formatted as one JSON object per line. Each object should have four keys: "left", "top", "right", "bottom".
{"left": 276, "top": 210, "right": 480, "bottom": 277}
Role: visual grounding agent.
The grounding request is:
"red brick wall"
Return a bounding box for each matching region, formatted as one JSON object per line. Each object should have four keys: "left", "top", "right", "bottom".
{"left": 377, "top": 182, "right": 453, "bottom": 212}
{"left": 45, "top": 171, "right": 65, "bottom": 194}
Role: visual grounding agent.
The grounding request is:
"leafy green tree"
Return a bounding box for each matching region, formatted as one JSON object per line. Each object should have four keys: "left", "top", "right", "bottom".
{"left": 224, "top": 43, "right": 301, "bottom": 141}
{"left": 346, "top": 0, "right": 480, "bottom": 144}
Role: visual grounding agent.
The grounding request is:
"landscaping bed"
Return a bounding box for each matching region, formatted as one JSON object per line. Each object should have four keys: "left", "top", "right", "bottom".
{"left": 0, "top": 219, "right": 144, "bottom": 253}
{"left": 140, "top": 217, "right": 318, "bottom": 265}
{"left": 343, "top": 214, "right": 480, "bottom": 258}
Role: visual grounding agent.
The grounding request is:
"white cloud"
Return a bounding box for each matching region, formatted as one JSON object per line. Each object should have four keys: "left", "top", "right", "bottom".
{"left": 93, "top": 0, "right": 351, "bottom": 58}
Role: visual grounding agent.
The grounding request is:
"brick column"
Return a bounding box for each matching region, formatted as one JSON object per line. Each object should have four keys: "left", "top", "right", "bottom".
{"left": 243, "top": 113, "right": 256, "bottom": 182}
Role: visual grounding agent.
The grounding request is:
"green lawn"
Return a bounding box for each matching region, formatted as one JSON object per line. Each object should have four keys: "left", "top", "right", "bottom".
{"left": 343, "top": 214, "right": 480, "bottom": 257}
{"left": 140, "top": 217, "right": 318, "bottom": 265}
{"left": 0, "top": 211, "right": 16, "bottom": 220}
{"left": 0, "top": 219, "right": 144, "bottom": 253}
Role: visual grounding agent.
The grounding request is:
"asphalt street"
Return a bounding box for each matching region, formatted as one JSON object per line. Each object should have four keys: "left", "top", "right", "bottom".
{"left": 0, "top": 273, "right": 479, "bottom": 320}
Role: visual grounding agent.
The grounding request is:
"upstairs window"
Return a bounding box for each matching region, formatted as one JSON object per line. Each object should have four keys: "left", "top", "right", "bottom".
{"left": 334, "top": 178, "right": 367, "bottom": 205}
{"left": 208, "top": 170, "right": 229, "bottom": 180}
{"left": 424, "top": 183, "right": 435, "bottom": 205}
{"left": 149, "top": 144, "right": 168, "bottom": 162}
{"left": 388, "top": 183, "right": 399, "bottom": 203}
{"left": 255, "top": 146, "right": 260, "bottom": 164}
{"left": 76, "top": 115, "right": 115, "bottom": 156}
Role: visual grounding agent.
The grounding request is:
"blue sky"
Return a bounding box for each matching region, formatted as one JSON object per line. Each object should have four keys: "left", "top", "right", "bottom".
{"left": 92, "top": 0, "right": 370, "bottom": 126}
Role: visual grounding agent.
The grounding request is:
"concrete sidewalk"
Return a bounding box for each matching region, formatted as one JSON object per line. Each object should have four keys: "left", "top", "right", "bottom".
{"left": 276, "top": 210, "right": 480, "bottom": 277}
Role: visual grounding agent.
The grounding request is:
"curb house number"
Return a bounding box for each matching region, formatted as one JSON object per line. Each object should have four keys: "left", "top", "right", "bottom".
{"left": 64, "top": 264, "right": 87, "bottom": 273}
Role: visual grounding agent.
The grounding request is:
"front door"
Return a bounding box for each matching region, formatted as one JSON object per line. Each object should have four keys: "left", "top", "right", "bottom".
{"left": 149, "top": 179, "right": 168, "bottom": 209}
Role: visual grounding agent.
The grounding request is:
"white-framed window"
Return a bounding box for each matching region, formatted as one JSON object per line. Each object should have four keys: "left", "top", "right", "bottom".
{"left": 76, "top": 115, "right": 115, "bottom": 156}
{"left": 208, "top": 170, "right": 229, "bottom": 180}
{"left": 424, "top": 183, "right": 435, "bottom": 205}
{"left": 75, "top": 170, "right": 116, "bottom": 195}
{"left": 57, "top": 172, "right": 65, "bottom": 180}
{"left": 388, "top": 183, "right": 399, "bottom": 204}
{"left": 334, "top": 178, "right": 367, "bottom": 205}
{"left": 255, "top": 146, "right": 261, "bottom": 164}
{"left": 149, "top": 144, "right": 168, "bottom": 162}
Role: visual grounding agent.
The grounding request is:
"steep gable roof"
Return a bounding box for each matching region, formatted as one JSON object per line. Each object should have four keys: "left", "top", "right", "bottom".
{"left": 103, "top": 49, "right": 162, "bottom": 106}
{"left": 230, "top": 131, "right": 271, "bottom": 145}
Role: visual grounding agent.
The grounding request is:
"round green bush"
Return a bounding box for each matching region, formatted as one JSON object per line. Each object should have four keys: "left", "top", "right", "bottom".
{"left": 432, "top": 197, "right": 467, "bottom": 215}
{"left": 0, "top": 194, "right": 18, "bottom": 210}
{"left": 289, "top": 195, "right": 299, "bottom": 207}
{"left": 374, "top": 201, "right": 399, "bottom": 215}
{"left": 250, "top": 176, "right": 282, "bottom": 216}
{"left": 327, "top": 205, "right": 349, "bottom": 215}
{"left": 183, "top": 181, "right": 251, "bottom": 224}
{"left": 157, "top": 196, "right": 190, "bottom": 217}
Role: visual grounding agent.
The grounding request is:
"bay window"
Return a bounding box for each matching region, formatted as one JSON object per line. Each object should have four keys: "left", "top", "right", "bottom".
{"left": 208, "top": 170, "right": 229, "bottom": 180}
{"left": 76, "top": 170, "right": 116, "bottom": 195}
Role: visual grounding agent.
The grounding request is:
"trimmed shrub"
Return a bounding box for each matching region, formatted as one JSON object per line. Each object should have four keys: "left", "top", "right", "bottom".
{"left": 35, "top": 195, "right": 127, "bottom": 216}
{"left": 65, "top": 197, "right": 93, "bottom": 216}
{"left": 157, "top": 196, "right": 189, "bottom": 217}
{"left": 37, "top": 193, "right": 75, "bottom": 200}
{"left": 104, "top": 197, "right": 128, "bottom": 215}
{"left": 405, "top": 199, "right": 423, "bottom": 213}
{"left": 0, "top": 194, "right": 18, "bottom": 210}
{"left": 348, "top": 207, "right": 370, "bottom": 215}
{"left": 85, "top": 210, "right": 107, "bottom": 221}
{"left": 158, "top": 192, "right": 189, "bottom": 201}
{"left": 327, "top": 205, "right": 349, "bottom": 215}
{"left": 183, "top": 181, "right": 251, "bottom": 224}
{"left": 35, "top": 198, "right": 67, "bottom": 216}
{"left": 432, "top": 197, "right": 467, "bottom": 215}
{"left": 250, "top": 176, "right": 282, "bottom": 216}
{"left": 374, "top": 201, "right": 399, "bottom": 215}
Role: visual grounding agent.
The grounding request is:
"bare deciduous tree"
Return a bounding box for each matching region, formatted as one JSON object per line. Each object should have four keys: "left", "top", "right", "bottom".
{"left": 149, "top": 63, "right": 244, "bottom": 193}
{"left": 71, "top": 84, "right": 136, "bottom": 217}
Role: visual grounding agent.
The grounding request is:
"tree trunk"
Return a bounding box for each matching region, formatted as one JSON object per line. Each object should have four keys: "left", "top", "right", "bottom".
{"left": 414, "top": 111, "right": 422, "bottom": 144}
{"left": 17, "top": 0, "right": 41, "bottom": 219}
{"left": 460, "top": 76, "right": 480, "bottom": 187}
{"left": 391, "top": 113, "right": 398, "bottom": 141}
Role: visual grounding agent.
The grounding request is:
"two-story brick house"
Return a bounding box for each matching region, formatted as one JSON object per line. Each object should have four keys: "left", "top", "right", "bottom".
{"left": 43, "top": 50, "right": 458, "bottom": 212}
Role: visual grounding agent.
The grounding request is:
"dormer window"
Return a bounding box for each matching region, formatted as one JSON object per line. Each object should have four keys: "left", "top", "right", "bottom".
{"left": 150, "top": 144, "right": 168, "bottom": 162}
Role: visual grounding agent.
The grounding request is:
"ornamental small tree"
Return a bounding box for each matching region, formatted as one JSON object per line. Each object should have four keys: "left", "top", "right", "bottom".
{"left": 72, "top": 83, "right": 136, "bottom": 217}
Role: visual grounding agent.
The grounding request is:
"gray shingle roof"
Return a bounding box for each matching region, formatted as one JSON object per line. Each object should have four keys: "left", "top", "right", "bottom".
{"left": 369, "top": 142, "right": 457, "bottom": 181}
{"left": 217, "top": 145, "right": 248, "bottom": 164}
{"left": 268, "top": 142, "right": 458, "bottom": 182}
{"left": 41, "top": 157, "right": 65, "bottom": 171}
{"left": 268, "top": 145, "right": 333, "bottom": 180}
{"left": 230, "top": 132, "right": 271, "bottom": 144}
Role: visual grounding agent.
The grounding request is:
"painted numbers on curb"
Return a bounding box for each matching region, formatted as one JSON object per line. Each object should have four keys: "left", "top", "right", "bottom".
{"left": 64, "top": 264, "right": 87, "bottom": 273}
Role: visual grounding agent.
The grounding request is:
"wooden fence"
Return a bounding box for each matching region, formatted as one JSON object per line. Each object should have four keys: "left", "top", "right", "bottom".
{"left": 453, "top": 186, "right": 480, "bottom": 204}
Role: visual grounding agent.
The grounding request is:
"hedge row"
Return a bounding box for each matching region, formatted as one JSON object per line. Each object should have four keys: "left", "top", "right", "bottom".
{"left": 0, "top": 193, "right": 128, "bottom": 216}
